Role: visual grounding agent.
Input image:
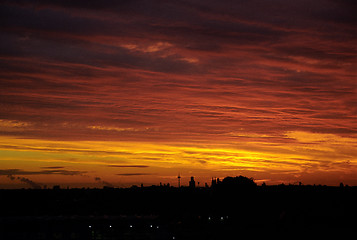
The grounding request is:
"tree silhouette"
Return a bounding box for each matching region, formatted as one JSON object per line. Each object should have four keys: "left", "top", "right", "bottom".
{"left": 218, "top": 175, "right": 257, "bottom": 189}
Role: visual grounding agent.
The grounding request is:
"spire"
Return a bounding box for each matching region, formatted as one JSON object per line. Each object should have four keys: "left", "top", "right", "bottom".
{"left": 177, "top": 173, "right": 181, "bottom": 188}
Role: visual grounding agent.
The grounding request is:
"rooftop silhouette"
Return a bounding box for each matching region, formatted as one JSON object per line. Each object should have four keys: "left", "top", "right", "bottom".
{"left": 0, "top": 176, "right": 356, "bottom": 239}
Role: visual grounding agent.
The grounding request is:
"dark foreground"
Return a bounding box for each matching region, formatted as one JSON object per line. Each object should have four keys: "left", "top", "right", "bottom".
{"left": 1, "top": 185, "right": 356, "bottom": 239}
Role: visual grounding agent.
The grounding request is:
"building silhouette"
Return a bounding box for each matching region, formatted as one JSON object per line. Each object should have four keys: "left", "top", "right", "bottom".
{"left": 189, "top": 176, "right": 195, "bottom": 188}
{"left": 211, "top": 177, "right": 221, "bottom": 187}
{"left": 211, "top": 178, "right": 217, "bottom": 187}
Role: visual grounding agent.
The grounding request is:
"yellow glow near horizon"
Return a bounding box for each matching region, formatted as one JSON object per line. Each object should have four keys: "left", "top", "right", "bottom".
{"left": 0, "top": 131, "right": 356, "bottom": 187}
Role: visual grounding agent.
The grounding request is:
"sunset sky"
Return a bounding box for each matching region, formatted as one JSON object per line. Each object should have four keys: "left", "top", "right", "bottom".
{"left": 0, "top": 0, "right": 356, "bottom": 188}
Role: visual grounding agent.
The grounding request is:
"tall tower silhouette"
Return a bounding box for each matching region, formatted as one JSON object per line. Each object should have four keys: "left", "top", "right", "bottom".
{"left": 178, "top": 174, "right": 181, "bottom": 188}
{"left": 189, "top": 176, "right": 196, "bottom": 188}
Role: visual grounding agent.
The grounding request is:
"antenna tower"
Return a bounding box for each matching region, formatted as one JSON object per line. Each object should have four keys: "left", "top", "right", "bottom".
{"left": 178, "top": 174, "right": 181, "bottom": 188}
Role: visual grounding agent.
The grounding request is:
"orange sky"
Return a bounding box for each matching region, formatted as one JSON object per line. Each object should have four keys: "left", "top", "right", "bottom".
{"left": 0, "top": 0, "right": 356, "bottom": 188}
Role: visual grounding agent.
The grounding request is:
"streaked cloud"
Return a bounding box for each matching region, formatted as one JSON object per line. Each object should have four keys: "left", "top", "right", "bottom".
{"left": 40, "top": 166, "right": 65, "bottom": 169}
{"left": 116, "top": 173, "right": 153, "bottom": 176}
{"left": 0, "top": 0, "right": 356, "bottom": 186}
{"left": 0, "top": 168, "right": 86, "bottom": 176}
{"left": 107, "top": 165, "right": 149, "bottom": 168}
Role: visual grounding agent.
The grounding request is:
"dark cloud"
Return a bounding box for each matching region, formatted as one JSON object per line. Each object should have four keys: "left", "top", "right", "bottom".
{"left": 6, "top": 174, "right": 41, "bottom": 189}
{"left": 16, "top": 176, "right": 42, "bottom": 189}
{"left": 107, "top": 165, "right": 149, "bottom": 168}
{"left": 116, "top": 173, "right": 152, "bottom": 176}
{"left": 0, "top": 169, "right": 85, "bottom": 176}
{"left": 7, "top": 174, "right": 16, "bottom": 180}
{"left": 40, "top": 166, "right": 65, "bottom": 169}
{"left": 0, "top": 144, "right": 135, "bottom": 155}
{"left": 94, "top": 176, "right": 114, "bottom": 187}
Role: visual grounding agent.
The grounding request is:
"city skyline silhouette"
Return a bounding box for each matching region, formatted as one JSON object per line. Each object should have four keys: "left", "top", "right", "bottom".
{"left": 1, "top": 175, "right": 356, "bottom": 239}
{"left": 0, "top": 0, "right": 356, "bottom": 238}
